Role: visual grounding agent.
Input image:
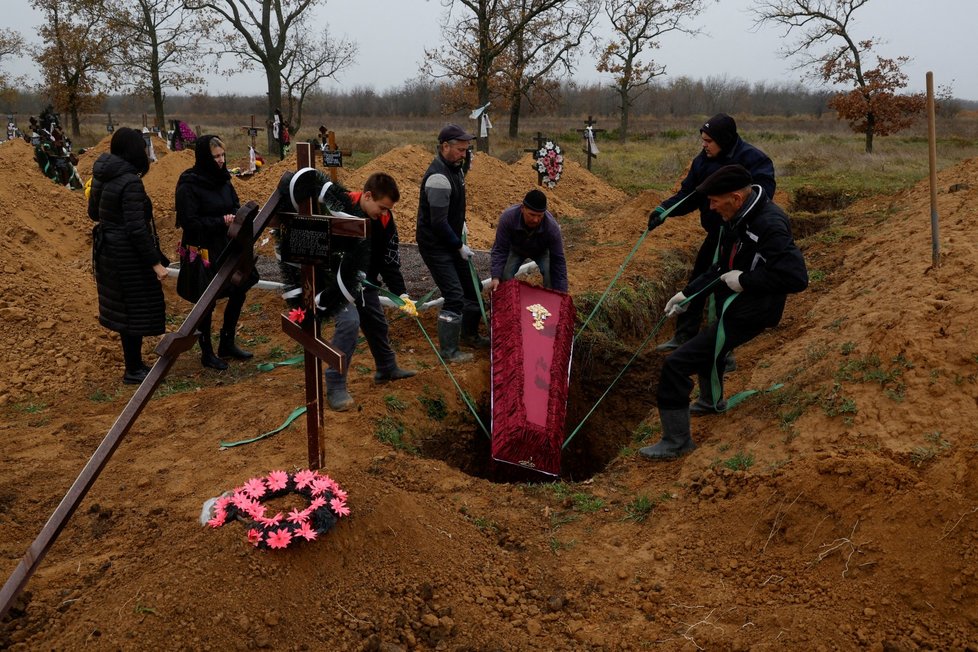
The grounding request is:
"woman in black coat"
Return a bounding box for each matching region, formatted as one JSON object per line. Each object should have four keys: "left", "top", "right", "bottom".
{"left": 175, "top": 135, "right": 256, "bottom": 369}
{"left": 88, "top": 127, "right": 169, "bottom": 384}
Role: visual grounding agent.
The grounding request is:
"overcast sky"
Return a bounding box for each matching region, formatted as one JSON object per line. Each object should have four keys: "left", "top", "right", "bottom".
{"left": 4, "top": 0, "right": 976, "bottom": 101}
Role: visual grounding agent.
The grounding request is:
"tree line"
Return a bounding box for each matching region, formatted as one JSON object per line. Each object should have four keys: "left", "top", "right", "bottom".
{"left": 0, "top": 0, "right": 965, "bottom": 155}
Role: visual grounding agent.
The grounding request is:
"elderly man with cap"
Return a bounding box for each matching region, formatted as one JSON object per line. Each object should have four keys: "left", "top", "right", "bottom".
{"left": 649, "top": 113, "right": 776, "bottom": 364}
{"left": 417, "top": 123, "right": 487, "bottom": 363}
{"left": 489, "top": 189, "right": 568, "bottom": 293}
{"left": 640, "top": 164, "right": 807, "bottom": 461}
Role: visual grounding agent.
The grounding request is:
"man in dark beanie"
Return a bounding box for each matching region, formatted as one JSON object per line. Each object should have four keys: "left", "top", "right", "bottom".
{"left": 640, "top": 164, "right": 807, "bottom": 461}
{"left": 489, "top": 188, "right": 568, "bottom": 293}
{"left": 647, "top": 113, "right": 776, "bottom": 367}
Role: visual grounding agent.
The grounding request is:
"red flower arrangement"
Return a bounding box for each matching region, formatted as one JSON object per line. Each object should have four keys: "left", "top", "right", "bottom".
{"left": 207, "top": 469, "right": 349, "bottom": 549}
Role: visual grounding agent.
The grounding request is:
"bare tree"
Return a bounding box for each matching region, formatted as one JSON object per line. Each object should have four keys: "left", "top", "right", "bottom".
{"left": 425, "top": 0, "right": 577, "bottom": 151}
{"left": 499, "top": 0, "right": 599, "bottom": 137}
{"left": 752, "top": 0, "right": 925, "bottom": 153}
{"left": 107, "top": 0, "right": 207, "bottom": 132}
{"left": 597, "top": 0, "right": 704, "bottom": 141}
{"left": 280, "top": 20, "right": 357, "bottom": 135}
{"left": 32, "top": 0, "right": 116, "bottom": 137}
{"left": 183, "top": 0, "right": 348, "bottom": 152}
{"left": 0, "top": 29, "right": 25, "bottom": 85}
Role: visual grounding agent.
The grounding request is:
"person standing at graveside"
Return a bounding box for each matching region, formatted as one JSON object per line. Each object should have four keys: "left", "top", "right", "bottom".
{"left": 489, "top": 189, "right": 568, "bottom": 293}
{"left": 641, "top": 165, "right": 807, "bottom": 461}
{"left": 416, "top": 124, "right": 488, "bottom": 363}
{"left": 88, "top": 127, "right": 169, "bottom": 385}
{"left": 175, "top": 135, "right": 258, "bottom": 370}
{"left": 648, "top": 113, "right": 776, "bottom": 371}
{"left": 324, "top": 173, "right": 419, "bottom": 412}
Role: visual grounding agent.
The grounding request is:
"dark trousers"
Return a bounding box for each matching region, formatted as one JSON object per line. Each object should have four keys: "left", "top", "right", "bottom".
{"left": 657, "top": 316, "right": 765, "bottom": 410}
{"left": 120, "top": 332, "right": 144, "bottom": 372}
{"left": 325, "top": 288, "right": 396, "bottom": 388}
{"left": 419, "top": 244, "right": 479, "bottom": 319}
{"left": 199, "top": 284, "right": 248, "bottom": 339}
{"left": 675, "top": 229, "right": 722, "bottom": 339}
{"left": 501, "top": 250, "right": 552, "bottom": 288}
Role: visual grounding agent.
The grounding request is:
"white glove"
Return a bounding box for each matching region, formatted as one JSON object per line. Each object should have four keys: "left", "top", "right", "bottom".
{"left": 398, "top": 293, "right": 418, "bottom": 317}
{"left": 721, "top": 270, "right": 744, "bottom": 293}
{"left": 459, "top": 244, "right": 475, "bottom": 261}
{"left": 665, "top": 291, "right": 688, "bottom": 317}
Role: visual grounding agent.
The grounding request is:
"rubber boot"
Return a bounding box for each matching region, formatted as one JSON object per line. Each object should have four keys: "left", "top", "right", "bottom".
{"left": 438, "top": 312, "right": 473, "bottom": 363}
{"left": 218, "top": 328, "right": 253, "bottom": 360}
{"left": 199, "top": 332, "right": 228, "bottom": 370}
{"left": 690, "top": 373, "right": 726, "bottom": 415}
{"left": 121, "top": 333, "right": 148, "bottom": 384}
{"left": 656, "top": 310, "right": 698, "bottom": 351}
{"left": 461, "top": 310, "right": 490, "bottom": 349}
{"left": 374, "top": 366, "right": 418, "bottom": 384}
{"left": 639, "top": 408, "right": 695, "bottom": 460}
{"left": 655, "top": 333, "right": 689, "bottom": 352}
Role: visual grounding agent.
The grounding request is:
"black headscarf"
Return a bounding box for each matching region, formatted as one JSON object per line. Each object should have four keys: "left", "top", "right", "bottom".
{"left": 192, "top": 134, "right": 230, "bottom": 183}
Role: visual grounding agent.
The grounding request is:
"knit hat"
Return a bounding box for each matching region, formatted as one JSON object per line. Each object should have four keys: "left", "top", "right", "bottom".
{"left": 700, "top": 113, "right": 738, "bottom": 153}
{"left": 522, "top": 189, "right": 548, "bottom": 212}
{"left": 696, "top": 164, "right": 753, "bottom": 196}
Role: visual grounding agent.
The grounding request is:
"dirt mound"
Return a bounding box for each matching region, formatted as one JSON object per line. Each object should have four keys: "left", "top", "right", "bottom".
{"left": 2, "top": 133, "right": 978, "bottom": 651}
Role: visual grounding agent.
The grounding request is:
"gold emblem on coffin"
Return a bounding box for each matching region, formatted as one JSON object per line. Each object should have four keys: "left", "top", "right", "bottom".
{"left": 526, "top": 303, "right": 552, "bottom": 331}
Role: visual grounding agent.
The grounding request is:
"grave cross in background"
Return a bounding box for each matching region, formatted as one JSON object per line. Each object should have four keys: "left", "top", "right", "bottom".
{"left": 576, "top": 115, "right": 605, "bottom": 171}
{"left": 106, "top": 113, "right": 115, "bottom": 134}
{"left": 320, "top": 128, "right": 352, "bottom": 183}
{"left": 524, "top": 132, "right": 549, "bottom": 187}
{"left": 277, "top": 142, "right": 367, "bottom": 469}
{"left": 240, "top": 115, "right": 265, "bottom": 174}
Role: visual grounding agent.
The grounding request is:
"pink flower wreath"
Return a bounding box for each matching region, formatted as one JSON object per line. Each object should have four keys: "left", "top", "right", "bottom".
{"left": 207, "top": 469, "right": 349, "bottom": 549}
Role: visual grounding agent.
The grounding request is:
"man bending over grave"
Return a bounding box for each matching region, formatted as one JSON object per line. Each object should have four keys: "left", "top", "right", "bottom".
{"left": 489, "top": 189, "right": 568, "bottom": 293}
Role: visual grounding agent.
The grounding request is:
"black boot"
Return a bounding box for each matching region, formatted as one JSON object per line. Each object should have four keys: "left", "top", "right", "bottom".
{"left": 461, "top": 310, "right": 490, "bottom": 349}
{"left": 120, "top": 333, "right": 148, "bottom": 384}
{"left": 690, "top": 373, "right": 726, "bottom": 415}
{"left": 437, "top": 312, "right": 473, "bottom": 363}
{"left": 199, "top": 333, "right": 228, "bottom": 370}
{"left": 218, "top": 328, "right": 253, "bottom": 360}
{"left": 639, "top": 408, "right": 695, "bottom": 460}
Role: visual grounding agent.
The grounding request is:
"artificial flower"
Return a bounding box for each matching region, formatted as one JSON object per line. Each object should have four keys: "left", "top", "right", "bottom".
{"left": 265, "top": 528, "right": 293, "bottom": 549}
{"left": 247, "top": 529, "right": 263, "bottom": 546}
{"left": 288, "top": 307, "right": 306, "bottom": 325}
{"left": 309, "top": 497, "right": 328, "bottom": 511}
{"left": 207, "top": 514, "right": 226, "bottom": 528}
{"left": 266, "top": 470, "right": 289, "bottom": 491}
{"left": 293, "top": 469, "right": 317, "bottom": 489}
{"left": 332, "top": 488, "right": 348, "bottom": 502}
{"left": 295, "top": 522, "right": 318, "bottom": 541}
{"left": 257, "top": 512, "right": 284, "bottom": 527}
{"left": 287, "top": 508, "right": 309, "bottom": 525}
{"left": 242, "top": 477, "right": 267, "bottom": 500}
{"left": 330, "top": 497, "right": 350, "bottom": 517}
{"left": 231, "top": 491, "right": 253, "bottom": 510}
{"left": 311, "top": 476, "right": 333, "bottom": 496}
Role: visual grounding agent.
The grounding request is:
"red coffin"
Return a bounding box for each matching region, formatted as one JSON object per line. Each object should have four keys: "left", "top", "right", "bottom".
{"left": 490, "top": 280, "right": 576, "bottom": 477}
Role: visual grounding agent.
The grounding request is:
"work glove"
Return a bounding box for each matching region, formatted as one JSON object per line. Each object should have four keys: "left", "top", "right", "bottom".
{"left": 398, "top": 293, "right": 418, "bottom": 317}
{"left": 458, "top": 244, "right": 475, "bottom": 261}
{"left": 647, "top": 206, "right": 666, "bottom": 231}
{"left": 721, "top": 270, "right": 744, "bottom": 293}
{"left": 664, "top": 291, "right": 688, "bottom": 317}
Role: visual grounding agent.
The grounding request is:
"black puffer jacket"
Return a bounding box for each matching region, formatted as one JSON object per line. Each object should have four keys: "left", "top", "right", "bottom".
{"left": 88, "top": 153, "right": 166, "bottom": 335}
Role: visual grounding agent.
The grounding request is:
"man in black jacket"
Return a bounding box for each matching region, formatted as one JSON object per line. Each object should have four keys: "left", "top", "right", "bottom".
{"left": 641, "top": 165, "right": 808, "bottom": 461}
{"left": 649, "top": 114, "right": 776, "bottom": 366}
{"left": 416, "top": 124, "right": 486, "bottom": 363}
{"left": 325, "top": 173, "right": 418, "bottom": 411}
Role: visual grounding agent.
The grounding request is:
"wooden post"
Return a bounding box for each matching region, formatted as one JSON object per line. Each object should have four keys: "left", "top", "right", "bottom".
{"left": 523, "top": 132, "right": 549, "bottom": 186}
{"left": 575, "top": 115, "right": 606, "bottom": 171}
{"left": 106, "top": 113, "right": 115, "bottom": 134}
{"left": 926, "top": 72, "right": 940, "bottom": 269}
{"left": 321, "top": 130, "right": 352, "bottom": 184}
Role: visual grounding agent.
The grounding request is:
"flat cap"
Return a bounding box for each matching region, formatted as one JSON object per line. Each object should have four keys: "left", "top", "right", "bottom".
{"left": 696, "top": 164, "right": 753, "bottom": 196}
{"left": 438, "top": 124, "right": 475, "bottom": 143}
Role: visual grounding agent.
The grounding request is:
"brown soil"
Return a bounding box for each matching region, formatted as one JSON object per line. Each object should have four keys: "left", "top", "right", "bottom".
{"left": 2, "top": 134, "right": 977, "bottom": 651}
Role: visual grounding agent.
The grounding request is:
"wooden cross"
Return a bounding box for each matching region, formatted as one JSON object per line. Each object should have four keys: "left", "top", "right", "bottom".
{"left": 523, "top": 132, "right": 549, "bottom": 187}
{"left": 320, "top": 129, "right": 352, "bottom": 183}
{"left": 277, "top": 142, "right": 366, "bottom": 469}
{"left": 241, "top": 114, "right": 264, "bottom": 151}
{"left": 106, "top": 113, "right": 115, "bottom": 134}
{"left": 575, "top": 115, "right": 606, "bottom": 171}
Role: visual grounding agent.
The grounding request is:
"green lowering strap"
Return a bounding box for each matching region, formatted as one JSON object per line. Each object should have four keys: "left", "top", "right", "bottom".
{"left": 462, "top": 230, "right": 489, "bottom": 329}
{"left": 563, "top": 277, "right": 722, "bottom": 449}
{"left": 219, "top": 406, "right": 307, "bottom": 449}
{"left": 576, "top": 192, "right": 696, "bottom": 338}
{"left": 256, "top": 355, "right": 304, "bottom": 372}
{"left": 362, "top": 279, "right": 491, "bottom": 438}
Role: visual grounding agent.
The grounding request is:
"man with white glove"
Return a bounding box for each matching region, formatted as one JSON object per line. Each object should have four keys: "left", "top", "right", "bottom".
{"left": 325, "top": 173, "right": 418, "bottom": 411}
{"left": 417, "top": 124, "right": 487, "bottom": 361}
{"left": 642, "top": 164, "right": 808, "bottom": 461}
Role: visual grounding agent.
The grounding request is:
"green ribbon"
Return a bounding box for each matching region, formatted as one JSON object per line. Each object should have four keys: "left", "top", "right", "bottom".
{"left": 256, "top": 355, "right": 304, "bottom": 372}
{"left": 219, "top": 406, "right": 307, "bottom": 449}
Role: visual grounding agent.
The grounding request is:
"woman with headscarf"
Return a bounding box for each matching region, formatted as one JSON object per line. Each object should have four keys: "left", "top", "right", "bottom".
{"left": 89, "top": 127, "right": 169, "bottom": 384}
{"left": 175, "top": 135, "right": 257, "bottom": 369}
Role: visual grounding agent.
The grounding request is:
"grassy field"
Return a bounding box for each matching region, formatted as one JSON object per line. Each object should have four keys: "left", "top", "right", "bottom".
{"left": 68, "top": 111, "right": 978, "bottom": 203}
